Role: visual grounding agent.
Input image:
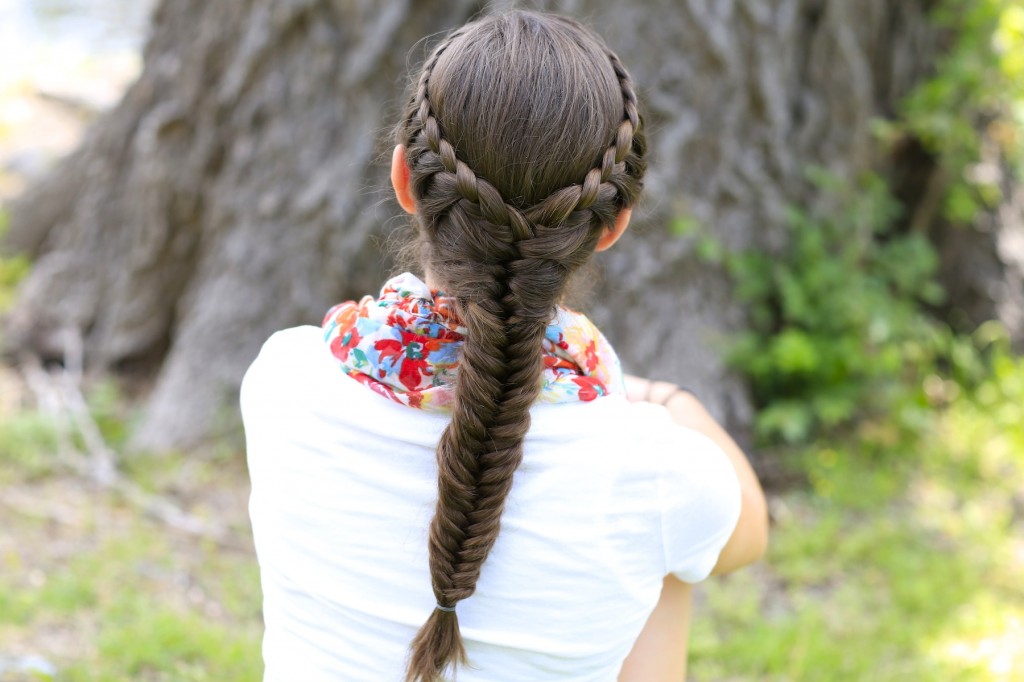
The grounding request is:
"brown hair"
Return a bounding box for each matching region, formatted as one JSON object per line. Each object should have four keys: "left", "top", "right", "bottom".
{"left": 395, "top": 10, "right": 646, "bottom": 681}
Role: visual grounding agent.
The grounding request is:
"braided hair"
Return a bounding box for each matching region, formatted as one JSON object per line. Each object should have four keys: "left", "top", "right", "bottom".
{"left": 395, "top": 11, "right": 646, "bottom": 681}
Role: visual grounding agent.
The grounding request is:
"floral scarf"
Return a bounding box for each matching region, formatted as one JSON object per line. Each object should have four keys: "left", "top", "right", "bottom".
{"left": 322, "top": 273, "right": 624, "bottom": 411}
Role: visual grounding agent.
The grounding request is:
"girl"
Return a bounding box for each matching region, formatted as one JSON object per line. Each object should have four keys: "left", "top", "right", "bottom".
{"left": 242, "top": 10, "right": 767, "bottom": 682}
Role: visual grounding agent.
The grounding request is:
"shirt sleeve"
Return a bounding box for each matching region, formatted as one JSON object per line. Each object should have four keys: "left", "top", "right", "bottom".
{"left": 240, "top": 326, "right": 321, "bottom": 419}
{"left": 655, "top": 424, "right": 742, "bottom": 583}
{"left": 240, "top": 326, "right": 323, "bottom": 492}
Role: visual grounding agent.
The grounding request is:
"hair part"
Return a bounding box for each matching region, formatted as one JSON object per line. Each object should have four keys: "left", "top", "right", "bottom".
{"left": 395, "top": 10, "right": 646, "bottom": 681}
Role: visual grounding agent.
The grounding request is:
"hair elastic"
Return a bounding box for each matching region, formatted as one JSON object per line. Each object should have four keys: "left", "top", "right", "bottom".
{"left": 436, "top": 603, "right": 457, "bottom": 613}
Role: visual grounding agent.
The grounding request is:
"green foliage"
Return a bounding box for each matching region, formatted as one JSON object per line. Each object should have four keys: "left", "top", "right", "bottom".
{"left": 715, "top": 1, "right": 1024, "bottom": 447}
{"left": 898, "top": 0, "right": 1024, "bottom": 223}
{"left": 724, "top": 170, "right": 948, "bottom": 445}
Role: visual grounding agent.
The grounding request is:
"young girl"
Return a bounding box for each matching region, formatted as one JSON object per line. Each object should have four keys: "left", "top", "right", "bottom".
{"left": 241, "top": 10, "right": 767, "bottom": 682}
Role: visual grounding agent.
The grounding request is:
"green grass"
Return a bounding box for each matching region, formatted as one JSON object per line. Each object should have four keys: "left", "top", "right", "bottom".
{"left": 0, "top": 404, "right": 262, "bottom": 682}
{"left": 0, "top": 412, "right": 61, "bottom": 483}
{"left": 83, "top": 600, "right": 260, "bottom": 682}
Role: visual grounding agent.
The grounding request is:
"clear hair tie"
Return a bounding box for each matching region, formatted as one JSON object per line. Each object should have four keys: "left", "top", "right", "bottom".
{"left": 435, "top": 603, "right": 457, "bottom": 613}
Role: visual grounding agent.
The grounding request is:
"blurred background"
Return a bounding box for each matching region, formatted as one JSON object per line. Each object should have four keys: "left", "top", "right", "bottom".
{"left": 0, "top": 0, "right": 1022, "bottom": 680}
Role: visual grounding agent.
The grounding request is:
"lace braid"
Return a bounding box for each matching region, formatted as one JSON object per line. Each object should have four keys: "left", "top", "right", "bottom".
{"left": 398, "top": 12, "right": 646, "bottom": 682}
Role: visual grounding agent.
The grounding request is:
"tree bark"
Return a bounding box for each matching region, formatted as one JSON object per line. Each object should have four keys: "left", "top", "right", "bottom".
{"left": 931, "top": 155, "right": 1024, "bottom": 347}
{"left": 2, "top": 0, "right": 943, "bottom": 452}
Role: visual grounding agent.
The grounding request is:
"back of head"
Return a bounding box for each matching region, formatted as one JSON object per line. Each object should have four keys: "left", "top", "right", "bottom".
{"left": 394, "top": 10, "right": 646, "bottom": 681}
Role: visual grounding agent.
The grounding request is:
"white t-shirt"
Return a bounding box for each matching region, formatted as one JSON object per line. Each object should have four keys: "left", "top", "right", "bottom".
{"left": 241, "top": 325, "right": 740, "bottom": 682}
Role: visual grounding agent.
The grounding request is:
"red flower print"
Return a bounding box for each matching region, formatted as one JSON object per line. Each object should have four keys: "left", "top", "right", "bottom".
{"left": 546, "top": 356, "right": 575, "bottom": 372}
{"left": 398, "top": 356, "right": 428, "bottom": 391}
{"left": 375, "top": 333, "right": 432, "bottom": 391}
{"left": 572, "top": 376, "right": 607, "bottom": 402}
{"left": 375, "top": 338, "right": 403, "bottom": 366}
{"left": 386, "top": 308, "right": 407, "bottom": 328}
{"left": 349, "top": 372, "right": 400, "bottom": 404}
{"left": 583, "top": 340, "right": 600, "bottom": 373}
{"left": 330, "top": 324, "right": 362, "bottom": 362}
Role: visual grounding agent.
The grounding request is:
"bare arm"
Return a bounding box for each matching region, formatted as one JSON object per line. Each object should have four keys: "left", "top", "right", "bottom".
{"left": 624, "top": 375, "right": 769, "bottom": 575}
{"left": 618, "top": 576, "right": 692, "bottom": 682}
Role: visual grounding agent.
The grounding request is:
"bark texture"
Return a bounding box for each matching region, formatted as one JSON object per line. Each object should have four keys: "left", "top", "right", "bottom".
{"left": 3, "top": 0, "right": 944, "bottom": 452}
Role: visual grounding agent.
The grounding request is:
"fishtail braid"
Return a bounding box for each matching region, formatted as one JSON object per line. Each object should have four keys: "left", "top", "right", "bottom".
{"left": 397, "top": 11, "right": 646, "bottom": 682}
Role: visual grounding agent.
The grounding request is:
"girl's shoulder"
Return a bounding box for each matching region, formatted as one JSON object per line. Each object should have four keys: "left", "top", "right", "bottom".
{"left": 241, "top": 325, "right": 329, "bottom": 407}
{"left": 248, "top": 324, "right": 325, "bottom": 368}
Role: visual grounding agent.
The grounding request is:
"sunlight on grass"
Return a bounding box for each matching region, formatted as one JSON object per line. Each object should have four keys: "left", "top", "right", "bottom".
{"left": 929, "top": 600, "right": 1024, "bottom": 680}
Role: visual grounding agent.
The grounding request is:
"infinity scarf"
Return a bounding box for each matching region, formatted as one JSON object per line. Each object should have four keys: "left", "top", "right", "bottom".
{"left": 322, "top": 273, "right": 624, "bottom": 411}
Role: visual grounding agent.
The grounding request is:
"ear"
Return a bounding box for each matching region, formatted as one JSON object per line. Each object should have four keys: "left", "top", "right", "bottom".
{"left": 391, "top": 144, "right": 417, "bottom": 215}
{"left": 595, "top": 207, "right": 632, "bottom": 252}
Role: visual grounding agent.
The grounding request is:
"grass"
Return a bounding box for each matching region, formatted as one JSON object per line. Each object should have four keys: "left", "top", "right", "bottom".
{"left": 0, "top": 387, "right": 263, "bottom": 682}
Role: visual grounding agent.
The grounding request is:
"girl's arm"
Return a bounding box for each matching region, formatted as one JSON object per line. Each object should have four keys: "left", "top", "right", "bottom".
{"left": 624, "top": 375, "right": 769, "bottom": 575}
{"left": 619, "top": 376, "right": 767, "bottom": 680}
{"left": 618, "top": 576, "right": 692, "bottom": 681}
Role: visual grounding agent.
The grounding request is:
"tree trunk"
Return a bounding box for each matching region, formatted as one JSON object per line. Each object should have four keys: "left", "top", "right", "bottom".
{"left": 3, "top": 0, "right": 943, "bottom": 453}
{"left": 932, "top": 159, "right": 1024, "bottom": 347}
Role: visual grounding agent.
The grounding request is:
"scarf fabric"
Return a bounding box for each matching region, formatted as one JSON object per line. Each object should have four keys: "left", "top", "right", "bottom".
{"left": 322, "top": 273, "right": 624, "bottom": 411}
